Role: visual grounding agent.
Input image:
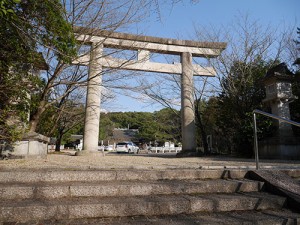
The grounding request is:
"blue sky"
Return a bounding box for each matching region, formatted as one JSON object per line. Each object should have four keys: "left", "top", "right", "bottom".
{"left": 104, "top": 0, "right": 299, "bottom": 112}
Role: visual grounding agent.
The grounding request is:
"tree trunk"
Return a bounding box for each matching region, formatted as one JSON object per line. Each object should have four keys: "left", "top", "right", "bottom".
{"left": 198, "top": 116, "right": 209, "bottom": 155}
{"left": 29, "top": 63, "right": 64, "bottom": 133}
{"left": 29, "top": 100, "right": 47, "bottom": 132}
{"left": 195, "top": 101, "right": 209, "bottom": 155}
{"left": 55, "top": 133, "right": 63, "bottom": 152}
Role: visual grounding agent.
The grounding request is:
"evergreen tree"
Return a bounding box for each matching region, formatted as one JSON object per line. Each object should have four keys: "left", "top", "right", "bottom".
{"left": 98, "top": 109, "right": 181, "bottom": 144}
{"left": 0, "top": 0, "right": 76, "bottom": 142}
{"left": 215, "top": 59, "right": 274, "bottom": 156}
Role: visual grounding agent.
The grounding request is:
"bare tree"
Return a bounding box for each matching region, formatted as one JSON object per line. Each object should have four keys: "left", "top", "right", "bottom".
{"left": 29, "top": 0, "right": 142, "bottom": 131}
{"left": 192, "top": 15, "right": 296, "bottom": 154}
{"left": 138, "top": 15, "right": 296, "bottom": 154}
{"left": 29, "top": 0, "right": 199, "bottom": 134}
{"left": 193, "top": 15, "right": 295, "bottom": 91}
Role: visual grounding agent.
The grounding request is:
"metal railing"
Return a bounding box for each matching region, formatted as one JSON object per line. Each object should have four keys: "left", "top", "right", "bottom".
{"left": 253, "top": 109, "right": 300, "bottom": 170}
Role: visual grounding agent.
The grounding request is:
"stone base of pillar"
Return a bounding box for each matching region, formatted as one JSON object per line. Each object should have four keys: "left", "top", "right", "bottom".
{"left": 75, "top": 150, "right": 105, "bottom": 157}
{"left": 176, "top": 150, "right": 202, "bottom": 158}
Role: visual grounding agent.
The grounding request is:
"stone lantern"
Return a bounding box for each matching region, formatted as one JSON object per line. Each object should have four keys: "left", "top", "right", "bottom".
{"left": 260, "top": 63, "right": 300, "bottom": 159}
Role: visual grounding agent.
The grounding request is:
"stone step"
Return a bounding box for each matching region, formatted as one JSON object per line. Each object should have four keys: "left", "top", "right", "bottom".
{"left": 0, "top": 179, "right": 264, "bottom": 200}
{"left": 282, "top": 169, "right": 300, "bottom": 179}
{"left": 20, "top": 209, "right": 300, "bottom": 225}
{"left": 0, "top": 169, "right": 248, "bottom": 183}
{"left": 0, "top": 192, "right": 286, "bottom": 223}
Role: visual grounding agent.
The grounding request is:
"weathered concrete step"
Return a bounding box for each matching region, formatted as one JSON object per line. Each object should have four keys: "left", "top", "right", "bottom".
{"left": 0, "top": 169, "right": 248, "bottom": 183}
{"left": 0, "top": 179, "right": 264, "bottom": 200}
{"left": 0, "top": 192, "right": 286, "bottom": 223}
{"left": 20, "top": 209, "right": 300, "bottom": 225}
{"left": 282, "top": 169, "right": 300, "bottom": 179}
{"left": 249, "top": 170, "right": 300, "bottom": 212}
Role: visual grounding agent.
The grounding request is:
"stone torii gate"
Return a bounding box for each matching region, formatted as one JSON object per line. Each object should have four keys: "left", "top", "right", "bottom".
{"left": 72, "top": 26, "right": 226, "bottom": 155}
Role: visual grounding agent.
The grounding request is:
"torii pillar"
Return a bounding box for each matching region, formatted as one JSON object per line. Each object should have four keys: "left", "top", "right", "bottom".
{"left": 73, "top": 26, "right": 226, "bottom": 155}
{"left": 76, "top": 43, "right": 102, "bottom": 155}
{"left": 181, "top": 52, "right": 196, "bottom": 152}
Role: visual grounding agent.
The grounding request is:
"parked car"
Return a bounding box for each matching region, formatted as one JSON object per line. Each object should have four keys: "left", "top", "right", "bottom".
{"left": 64, "top": 142, "right": 77, "bottom": 149}
{"left": 132, "top": 143, "right": 139, "bottom": 152}
{"left": 116, "top": 142, "right": 139, "bottom": 154}
{"left": 104, "top": 145, "right": 114, "bottom": 151}
{"left": 98, "top": 145, "right": 105, "bottom": 151}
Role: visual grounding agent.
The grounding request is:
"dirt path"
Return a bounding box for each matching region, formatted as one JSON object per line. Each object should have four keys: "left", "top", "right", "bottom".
{"left": 1, "top": 150, "right": 299, "bottom": 171}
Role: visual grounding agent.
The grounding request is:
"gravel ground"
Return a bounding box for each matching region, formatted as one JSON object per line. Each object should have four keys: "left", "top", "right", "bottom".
{"left": 1, "top": 150, "right": 300, "bottom": 171}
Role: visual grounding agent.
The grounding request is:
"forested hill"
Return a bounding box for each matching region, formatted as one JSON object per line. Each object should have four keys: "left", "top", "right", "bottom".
{"left": 99, "top": 108, "right": 181, "bottom": 144}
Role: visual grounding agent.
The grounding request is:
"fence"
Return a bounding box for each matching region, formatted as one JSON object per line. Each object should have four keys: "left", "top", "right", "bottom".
{"left": 253, "top": 109, "right": 300, "bottom": 170}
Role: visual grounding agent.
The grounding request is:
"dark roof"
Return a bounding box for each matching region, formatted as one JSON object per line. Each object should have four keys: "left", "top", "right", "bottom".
{"left": 264, "top": 63, "right": 294, "bottom": 81}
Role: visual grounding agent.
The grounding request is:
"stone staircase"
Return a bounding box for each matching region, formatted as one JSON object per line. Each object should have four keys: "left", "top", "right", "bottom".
{"left": 0, "top": 169, "right": 299, "bottom": 224}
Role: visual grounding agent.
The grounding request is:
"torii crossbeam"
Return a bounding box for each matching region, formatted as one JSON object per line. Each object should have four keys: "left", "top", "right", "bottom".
{"left": 72, "top": 26, "right": 226, "bottom": 155}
